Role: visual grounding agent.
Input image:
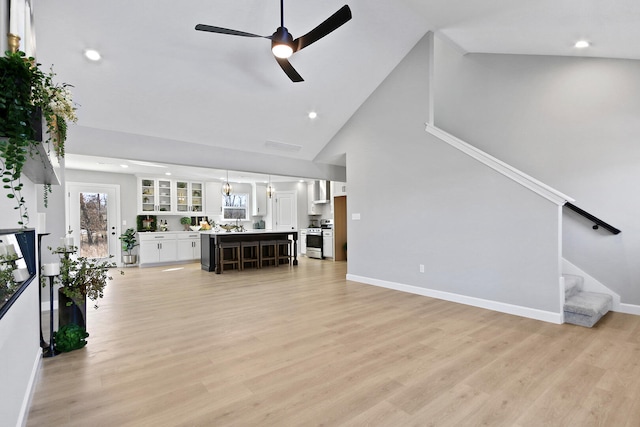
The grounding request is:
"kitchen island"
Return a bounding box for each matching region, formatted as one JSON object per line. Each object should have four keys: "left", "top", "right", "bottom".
{"left": 200, "top": 229, "right": 299, "bottom": 274}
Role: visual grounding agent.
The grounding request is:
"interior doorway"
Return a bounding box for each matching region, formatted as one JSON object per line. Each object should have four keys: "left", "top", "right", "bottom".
{"left": 66, "top": 183, "right": 121, "bottom": 263}
{"left": 274, "top": 191, "right": 297, "bottom": 231}
{"left": 334, "top": 195, "right": 347, "bottom": 261}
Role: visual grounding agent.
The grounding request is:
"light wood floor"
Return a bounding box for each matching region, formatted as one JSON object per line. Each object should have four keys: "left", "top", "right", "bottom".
{"left": 26, "top": 258, "right": 640, "bottom": 426}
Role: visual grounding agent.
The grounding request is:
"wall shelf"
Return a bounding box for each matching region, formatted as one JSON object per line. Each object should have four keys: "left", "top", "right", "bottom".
{"left": 0, "top": 138, "right": 60, "bottom": 185}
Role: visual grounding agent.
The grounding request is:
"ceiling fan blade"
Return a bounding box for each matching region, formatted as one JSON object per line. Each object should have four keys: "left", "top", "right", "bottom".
{"left": 275, "top": 57, "right": 304, "bottom": 82}
{"left": 195, "top": 24, "right": 270, "bottom": 39}
{"left": 293, "top": 5, "right": 352, "bottom": 52}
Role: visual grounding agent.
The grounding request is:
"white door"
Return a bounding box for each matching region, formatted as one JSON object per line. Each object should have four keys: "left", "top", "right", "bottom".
{"left": 67, "top": 183, "right": 121, "bottom": 263}
{"left": 274, "top": 191, "right": 297, "bottom": 231}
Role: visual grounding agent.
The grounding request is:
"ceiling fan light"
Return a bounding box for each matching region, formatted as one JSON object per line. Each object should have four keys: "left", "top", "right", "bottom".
{"left": 272, "top": 43, "right": 293, "bottom": 58}
{"left": 272, "top": 27, "right": 294, "bottom": 58}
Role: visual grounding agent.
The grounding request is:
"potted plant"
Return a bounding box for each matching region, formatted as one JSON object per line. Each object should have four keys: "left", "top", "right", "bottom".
{"left": 50, "top": 244, "right": 123, "bottom": 332}
{"left": 0, "top": 50, "right": 77, "bottom": 227}
{"left": 180, "top": 216, "right": 192, "bottom": 231}
{"left": 119, "top": 228, "right": 138, "bottom": 265}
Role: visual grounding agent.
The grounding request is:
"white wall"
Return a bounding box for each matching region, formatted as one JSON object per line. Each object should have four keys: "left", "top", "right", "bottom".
{"left": 434, "top": 39, "right": 640, "bottom": 304}
{"left": 0, "top": 178, "right": 41, "bottom": 427}
{"left": 330, "top": 34, "right": 563, "bottom": 316}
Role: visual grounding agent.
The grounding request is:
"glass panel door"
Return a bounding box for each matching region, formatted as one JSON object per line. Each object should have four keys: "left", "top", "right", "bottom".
{"left": 176, "top": 181, "right": 188, "bottom": 212}
{"left": 158, "top": 179, "right": 172, "bottom": 212}
{"left": 191, "top": 182, "right": 203, "bottom": 212}
{"left": 79, "top": 192, "right": 108, "bottom": 258}
{"left": 141, "top": 179, "right": 155, "bottom": 212}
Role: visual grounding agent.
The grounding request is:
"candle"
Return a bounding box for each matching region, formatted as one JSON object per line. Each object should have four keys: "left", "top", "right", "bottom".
{"left": 38, "top": 212, "right": 46, "bottom": 234}
{"left": 9, "top": 0, "right": 19, "bottom": 35}
{"left": 12, "top": 268, "right": 30, "bottom": 282}
{"left": 61, "top": 237, "right": 74, "bottom": 250}
{"left": 24, "top": 2, "right": 33, "bottom": 57}
{"left": 43, "top": 263, "right": 60, "bottom": 277}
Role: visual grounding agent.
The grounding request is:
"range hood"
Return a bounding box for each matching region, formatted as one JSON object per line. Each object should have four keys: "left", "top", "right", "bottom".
{"left": 311, "top": 180, "right": 331, "bottom": 204}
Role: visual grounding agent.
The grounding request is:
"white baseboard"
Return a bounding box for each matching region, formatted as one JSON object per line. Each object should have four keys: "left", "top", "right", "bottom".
{"left": 17, "top": 349, "right": 42, "bottom": 427}
{"left": 346, "top": 274, "right": 563, "bottom": 324}
{"left": 618, "top": 303, "right": 640, "bottom": 315}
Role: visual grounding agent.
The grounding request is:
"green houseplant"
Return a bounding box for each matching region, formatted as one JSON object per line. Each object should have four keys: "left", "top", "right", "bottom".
{"left": 180, "top": 216, "right": 192, "bottom": 231}
{"left": 0, "top": 50, "right": 77, "bottom": 227}
{"left": 50, "top": 244, "right": 123, "bottom": 334}
{"left": 119, "top": 228, "right": 138, "bottom": 265}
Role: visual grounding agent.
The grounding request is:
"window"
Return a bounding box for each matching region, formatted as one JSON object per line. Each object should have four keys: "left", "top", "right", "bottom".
{"left": 222, "top": 193, "right": 248, "bottom": 220}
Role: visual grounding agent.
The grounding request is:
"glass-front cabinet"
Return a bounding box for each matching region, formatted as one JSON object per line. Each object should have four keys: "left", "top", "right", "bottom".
{"left": 138, "top": 177, "right": 205, "bottom": 214}
{"left": 138, "top": 177, "right": 173, "bottom": 214}
{"left": 175, "top": 180, "right": 204, "bottom": 213}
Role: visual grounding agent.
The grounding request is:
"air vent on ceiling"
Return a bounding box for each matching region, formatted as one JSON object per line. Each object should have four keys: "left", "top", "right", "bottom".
{"left": 265, "top": 140, "right": 302, "bottom": 152}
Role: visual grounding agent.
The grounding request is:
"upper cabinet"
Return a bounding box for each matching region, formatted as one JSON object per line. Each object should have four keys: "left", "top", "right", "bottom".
{"left": 332, "top": 181, "right": 347, "bottom": 197}
{"left": 138, "top": 177, "right": 173, "bottom": 214}
{"left": 252, "top": 183, "right": 267, "bottom": 216}
{"left": 137, "top": 177, "right": 204, "bottom": 214}
{"left": 175, "top": 180, "right": 204, "bottom": 213}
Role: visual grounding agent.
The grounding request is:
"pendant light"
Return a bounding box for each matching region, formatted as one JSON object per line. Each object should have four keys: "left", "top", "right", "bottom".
{"left": 222, "top": 170, "right": 232, "bottom": 196}
{"left": 266, "top": 175, "right": 274, "bottom": 198}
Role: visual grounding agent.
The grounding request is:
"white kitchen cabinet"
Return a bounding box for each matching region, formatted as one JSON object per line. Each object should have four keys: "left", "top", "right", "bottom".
{"left": 138, "top": 177, "right": 173, "bottom": 214}
{"left": 252, "top": 183, "right": 268, "bottom": 216}
{"left": 300, "top": 229, "right": 307, "bottom": 255}
{"left": 205, "top": 181, "right": 223, "bottom": 217}
{"left": 138, "top": 233, "right": 178, "bottom": 265}
{"left": 175, "top": 180, "right": 204, "bottom": 213}
{"left": 332, "top": 181, "right": 347, "bottom": 197}
{"left": 177, "top": 233, "right": 201, "bottom": 261}
{"left": 323, "top": 230, "right": 333, "bottom": 258}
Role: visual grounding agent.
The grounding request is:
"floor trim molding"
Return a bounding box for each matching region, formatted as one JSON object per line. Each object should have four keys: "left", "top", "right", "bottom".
{"left": 17, "top": 350, "right": 42, "bottom": 427}
{"left": 346, "top": 274, "right": 563, "bottom": 324}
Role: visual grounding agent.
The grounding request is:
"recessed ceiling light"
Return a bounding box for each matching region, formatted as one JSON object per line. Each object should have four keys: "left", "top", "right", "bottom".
{"left": 84, "top": 49, "right": 102, "bottom": 61}
{"left": 165, "top": 172, "right": 172, "bottom": 176}
{"left": 120, "top": 164, "right": 129, "bottom": 168}
{"left": 574, "top": 40, "right": 590, "bottom": 48}
{"left": 308, "top": 111, "right": 317, "bottom": 119}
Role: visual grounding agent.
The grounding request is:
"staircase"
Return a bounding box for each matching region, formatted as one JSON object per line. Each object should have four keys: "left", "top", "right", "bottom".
{"left": 563, "top": 274, "right": 612, "bottom": 327}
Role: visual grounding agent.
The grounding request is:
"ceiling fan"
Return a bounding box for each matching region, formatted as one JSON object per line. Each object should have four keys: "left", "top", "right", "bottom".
{"left": 195, "top": 1, "right": 352, "bottom": 82}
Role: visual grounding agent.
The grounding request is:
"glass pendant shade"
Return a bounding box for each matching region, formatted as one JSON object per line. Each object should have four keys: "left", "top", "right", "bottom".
{"left": 222, "top": 170, "right": 232, "bottom": 196}
{"left": 222, "top": 182, "right": 232, "bottom": 196}
{"left": 266, "top": 175, "right": 274, "bottom": 198}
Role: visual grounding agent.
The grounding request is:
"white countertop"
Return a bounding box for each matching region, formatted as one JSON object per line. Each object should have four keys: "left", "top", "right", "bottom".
{"left": 200, "top": 229, "right": 299, "bottom": 235}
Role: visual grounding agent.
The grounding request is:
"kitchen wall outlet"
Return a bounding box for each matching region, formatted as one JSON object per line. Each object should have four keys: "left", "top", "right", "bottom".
{"left": 419, "top": 264, "right": 425, "bottom": 273}
{"left": 122, "top": 220, "right": 127, "bottom": 226}
{"left": 352, "top": 213, "right": 361, "bottom": 220}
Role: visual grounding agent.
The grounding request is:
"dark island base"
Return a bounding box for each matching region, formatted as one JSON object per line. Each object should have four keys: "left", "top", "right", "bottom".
{"left": 201, "top": 231, "right": 298, "bottom": 274}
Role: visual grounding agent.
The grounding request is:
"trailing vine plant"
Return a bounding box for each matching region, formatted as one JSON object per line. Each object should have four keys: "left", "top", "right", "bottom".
{"left": 0, "top": 51, "right": 77, "bottom": 227}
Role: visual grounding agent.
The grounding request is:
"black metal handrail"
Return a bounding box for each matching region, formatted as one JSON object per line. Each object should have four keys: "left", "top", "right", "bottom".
{"left": 564, "top": 202, "right": 621, "bottom": 235}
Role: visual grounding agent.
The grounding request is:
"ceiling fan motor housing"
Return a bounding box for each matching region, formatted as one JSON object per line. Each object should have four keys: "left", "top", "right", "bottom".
{"left": 271, "top": 27, "right": 295, "bottom": 58}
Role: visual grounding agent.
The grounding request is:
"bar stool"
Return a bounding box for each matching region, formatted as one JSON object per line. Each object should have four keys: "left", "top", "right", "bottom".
{"left": 276, "top": 239, "right": 292, "bottom": 266}
{"left": 260, "top": 240, "right": 277, "bottom": 267}
{"left": 241, "top": 241, "right": 260, "bottom": 270}
{"left": 219, "top": 241, "right": 241, "bottom": 272}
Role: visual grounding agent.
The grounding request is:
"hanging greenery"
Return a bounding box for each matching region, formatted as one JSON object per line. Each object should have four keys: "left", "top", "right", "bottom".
{"left": 0, "top": 50, "right": 77, "bottom": 227}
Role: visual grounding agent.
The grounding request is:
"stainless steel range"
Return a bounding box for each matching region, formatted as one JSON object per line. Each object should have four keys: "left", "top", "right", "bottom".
{"left": 306, "top": 227, "right": 323, "bottom": 259}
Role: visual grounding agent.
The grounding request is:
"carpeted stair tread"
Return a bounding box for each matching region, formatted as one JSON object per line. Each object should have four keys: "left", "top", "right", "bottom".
{"left": 564, "top": 291, "right": 612, "bottom": 328}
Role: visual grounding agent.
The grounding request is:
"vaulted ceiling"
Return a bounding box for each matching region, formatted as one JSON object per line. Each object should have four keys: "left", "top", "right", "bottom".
{"left": 33, "top": 0, "right": 640, "bottom": 179}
